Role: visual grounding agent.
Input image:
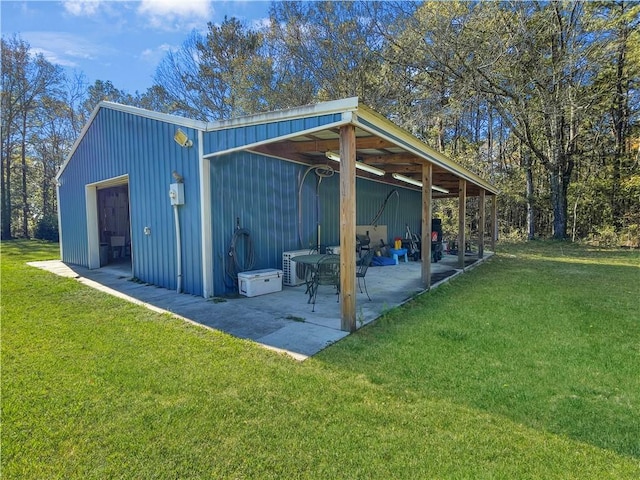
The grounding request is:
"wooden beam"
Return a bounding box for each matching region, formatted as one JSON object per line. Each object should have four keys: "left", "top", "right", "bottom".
{"left": 421, "top": 163, "right": 433, "bottom": 289}
{"left": 287, "top": 136, "right": 397, "bottom": 153}
{"left": 339, "top": 125, "right": 357, "bottom": 332}
{"left": 478, "top": 189, "right": 485, "bottom": 259}
{"left": 364, "top": 153, "right": 423, "bottom": 164}
{"left": 458, "top": 179, "right": 467, "bottom": 269}
{"left": 249, "top": 144, "right": 311, "bottom": 164}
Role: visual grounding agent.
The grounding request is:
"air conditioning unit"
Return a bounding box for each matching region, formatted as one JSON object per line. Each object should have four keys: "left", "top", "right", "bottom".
{"left": 282, "top": 249, "right": 310, "bottom": 286}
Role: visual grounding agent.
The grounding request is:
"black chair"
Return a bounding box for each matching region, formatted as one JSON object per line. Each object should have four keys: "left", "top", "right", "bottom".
{"left": 356, "top": 233, "right": 371, "bottom": 258}
{"left": 356, "top": 250, "right": 375, "bottom": 301}
{"left": 310, "top": 255, "right": 340, "bottom": 312}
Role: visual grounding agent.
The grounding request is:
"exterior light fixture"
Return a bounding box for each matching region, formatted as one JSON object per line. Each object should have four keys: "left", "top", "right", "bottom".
{"left": 174, "top": 128, "right": 193, "bottom": 148}
{"left": 325, "top": 151, "right": 341, "bottom": 162}
{"left": 325, "top": 151, "right": 385, "bottom": 177}
{"left": 431, "top": 184, "right": 450, "bottom": 194}
{"left": 392, "top": 173, "right": 450, "bottom": 194}
{"left": 392, "top": 173, "right": 422, "bottom": 187}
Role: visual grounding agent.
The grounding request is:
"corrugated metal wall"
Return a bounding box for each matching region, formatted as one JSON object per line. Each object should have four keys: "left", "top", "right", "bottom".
{"left": 209, "top": 151, "right": 423, "bottom": 295}
{"left": 58, "top": 108, "right": 204, "bottom": 295}
{"left": 203, "top": 113, "right": 343, "bottom": 153}
{"left": 355, "top": 179, "right": 423, "bottom": 240}
{"left": 60, "top": 106, "right": 425, "bottom": 297}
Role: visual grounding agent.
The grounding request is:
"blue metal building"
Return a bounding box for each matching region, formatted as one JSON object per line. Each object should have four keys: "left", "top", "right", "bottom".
{"left": 57, "top": 97, "right": 497, "bottom": 328}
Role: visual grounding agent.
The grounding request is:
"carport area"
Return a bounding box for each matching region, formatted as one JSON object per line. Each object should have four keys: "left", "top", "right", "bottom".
{"left": 29, "top": 251, "right": 491, "bottom": 361}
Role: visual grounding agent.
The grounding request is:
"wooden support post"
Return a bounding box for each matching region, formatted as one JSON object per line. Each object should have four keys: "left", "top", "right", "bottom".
{"left": 458, "top": 179, "right": 466, "bottom": 269}
{"left": 339, "top": 125, "right": 356, "bottom": 332}
{"left": 421, "top": 163, "right": 433, "bottom": 289}
{"left": 478, "top": 189, "right": 485, "bottom": 259}
{"left": 491, "top": 195, "right": 497, "bottom": 252}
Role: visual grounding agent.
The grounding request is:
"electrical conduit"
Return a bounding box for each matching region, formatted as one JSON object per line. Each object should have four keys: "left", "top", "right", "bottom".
{"left": 173, "top": 204, "right": 182, "bottom": 293}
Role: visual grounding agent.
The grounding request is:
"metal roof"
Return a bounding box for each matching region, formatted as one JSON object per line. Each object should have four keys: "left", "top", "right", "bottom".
{"left": 59, "top": 97, "right": 498, "bottom": 196}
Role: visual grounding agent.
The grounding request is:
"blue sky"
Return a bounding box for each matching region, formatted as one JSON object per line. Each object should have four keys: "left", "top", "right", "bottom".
{"left": 2, "top": 1, "right": 272, "bottom": 93}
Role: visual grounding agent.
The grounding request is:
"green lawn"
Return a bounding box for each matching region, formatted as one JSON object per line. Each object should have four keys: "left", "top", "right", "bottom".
{"left": 2, "top": 240, "right": 639, "bottom": 479}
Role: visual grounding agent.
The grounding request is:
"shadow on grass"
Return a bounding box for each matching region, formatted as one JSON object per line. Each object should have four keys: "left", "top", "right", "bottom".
{"left": 1, "top": 239, "right": 59, "bottom": 263}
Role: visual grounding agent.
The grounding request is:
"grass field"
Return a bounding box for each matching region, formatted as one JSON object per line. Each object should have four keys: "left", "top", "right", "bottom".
{"left": 2, "top": 240, "right": 639, "bottom": 478}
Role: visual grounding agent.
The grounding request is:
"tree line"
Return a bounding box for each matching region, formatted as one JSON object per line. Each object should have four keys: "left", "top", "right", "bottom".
{"left": 2, "top": 1, "right": 638, "bottom": 245}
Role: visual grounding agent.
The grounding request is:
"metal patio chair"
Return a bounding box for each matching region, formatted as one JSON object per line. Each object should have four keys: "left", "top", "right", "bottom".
{"left": 310, "top": 255, "right": 340, "bottom": 312}
{"left": 356, "top": 250, "right": 375, "bottom": 301}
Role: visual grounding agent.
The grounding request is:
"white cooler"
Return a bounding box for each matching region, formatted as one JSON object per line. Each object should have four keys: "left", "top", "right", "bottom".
{"left": 238, "top": 269, "right": 283, "bottom": 297}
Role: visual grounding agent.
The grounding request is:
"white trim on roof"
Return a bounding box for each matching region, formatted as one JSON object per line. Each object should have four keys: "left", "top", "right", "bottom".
{"left": 202, "top": 118, "right": 352, "bottom": 160}
{"left": 56, "top": 102, "right": 102, "bottom": 181}
{"left": 57, "top": 98, "right": 359, "bottom": 180}
{"left": 354, "top": 107, "right": 499, "bottom": 195}
{"left": 100, "top": 101, "right": 209, "bottom": 130}
{"left": 204, "top": 97, "right": 359, "bottom": 132}
{"left": 56, "top": 101, "right": 208, "bottom": 180}
{"left": 58, "top": 96, "right": 497, "bottom": 194}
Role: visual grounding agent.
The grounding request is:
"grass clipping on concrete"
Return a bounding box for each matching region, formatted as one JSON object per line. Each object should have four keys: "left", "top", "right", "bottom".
{"left": 2, "top": 240, "right": 639, "bottom": 479}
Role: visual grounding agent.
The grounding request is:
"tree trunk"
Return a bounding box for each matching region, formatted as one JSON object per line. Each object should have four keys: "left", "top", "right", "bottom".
{"left": 571, "top": 194, "right": 580, "bottom": 242}
{"left": 1, "top": 133, "right": 12, "bottom": 240}
{"left": 526, "top": 161, "right": 535, "bottom": 240}
{"left": 487, "top": 107, "right": 493, "bottom": 164}
{"left": 21, "top": 111, "right": 29, "bottom": 238}
{"left": 550, "top": 166, "right": 570, "bottom": 240}
{"left": 610, "top": 2, "right": 629, "bottom": 230}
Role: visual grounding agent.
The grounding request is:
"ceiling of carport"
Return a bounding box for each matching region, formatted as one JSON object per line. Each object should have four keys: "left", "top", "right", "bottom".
{"left": 250, "top": 125, "right": 491, "bottom": 198}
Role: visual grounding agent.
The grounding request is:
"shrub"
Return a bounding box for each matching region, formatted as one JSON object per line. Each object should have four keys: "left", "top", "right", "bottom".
{"left": 34, "top": 214, "right": 59, "bottom": 242}
{"left": 620, "top": 224, "right": 640, "bottom": 248}
{"left": 588, "top": 225, "right": 618, "bottom": 247}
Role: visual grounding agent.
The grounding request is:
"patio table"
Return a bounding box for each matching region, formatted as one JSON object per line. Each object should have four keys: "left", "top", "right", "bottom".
{"left": 291, "top": 254, "right": 340, "bottom": 304}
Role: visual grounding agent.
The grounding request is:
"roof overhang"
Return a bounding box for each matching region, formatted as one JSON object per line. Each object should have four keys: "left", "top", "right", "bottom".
{"left": 59, "top": 97, "right": 498, "bottom": 197}
{"left": 214, "top": 97, "right": 498, "bottom": 197}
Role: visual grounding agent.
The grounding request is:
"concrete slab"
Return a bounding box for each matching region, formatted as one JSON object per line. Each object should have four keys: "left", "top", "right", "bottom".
{"left": 28, "top": 252, "right": 492, "bottom": 360}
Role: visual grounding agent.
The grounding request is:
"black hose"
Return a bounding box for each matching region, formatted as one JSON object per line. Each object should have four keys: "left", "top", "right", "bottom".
{"left": 297, "top": 165, "right": 334, "bottom": 249}
{"left": 370, "top": 189, "right": 399, "bottom": 226}
{"left": 224, "top": 227, "right": 255, "bottom": 291}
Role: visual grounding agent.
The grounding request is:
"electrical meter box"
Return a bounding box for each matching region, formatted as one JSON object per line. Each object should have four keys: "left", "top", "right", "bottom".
{"left": 238, "top": 269, "right": 283, "bottom": 297}
{"left": 169, "top": 183, "right": 184, "bottom": 205}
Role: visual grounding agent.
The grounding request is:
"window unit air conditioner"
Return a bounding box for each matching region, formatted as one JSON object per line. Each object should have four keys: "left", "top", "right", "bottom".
{"left": 282, "top": 249, "right": 311, "bottom": 286}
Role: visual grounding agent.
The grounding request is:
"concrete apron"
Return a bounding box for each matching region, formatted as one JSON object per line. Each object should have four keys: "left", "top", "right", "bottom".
{"left": 28, "top": 253, "right": 492, "bottom": 361}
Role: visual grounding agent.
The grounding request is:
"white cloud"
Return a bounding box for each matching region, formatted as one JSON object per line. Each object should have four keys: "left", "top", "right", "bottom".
{"left": 250, "top": 16, "right": 272, "bottom": 31}
{"left": 139, "top": 43, "right": 176, "bottom": 64}
{"left": 22, "top": 31, "right": 113, "bottom": 67}
{"left": 63, "top": 0, "right": 105, "bottom": 17}
{"left": 137, "top": 0, "right": 212, "bottom": 31}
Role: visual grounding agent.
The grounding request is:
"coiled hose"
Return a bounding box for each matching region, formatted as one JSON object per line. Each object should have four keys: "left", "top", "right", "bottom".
{"left": 225, "top": 227, "right": 255, "bottom": 291}
{"left": 297, "top": 164, "right": 335, "bottom": 249}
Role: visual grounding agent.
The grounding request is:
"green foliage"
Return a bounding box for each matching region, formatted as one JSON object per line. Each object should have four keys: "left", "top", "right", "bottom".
{"left": 588, "top": 225, "right": 619, "bottom": 247}
{"left": 33, "top": 214, "right": 59, "bottom": 241}
{"left": 2, "top": 240, "right": 639, "bottom": 478}
{"left": 3, "top": 1, "right": 640, "bottom": 249}
{"left": 621, "top": 223, "right": 640, "bottom": 248}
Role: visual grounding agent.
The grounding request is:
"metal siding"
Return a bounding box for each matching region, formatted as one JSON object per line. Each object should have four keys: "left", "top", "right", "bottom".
{"left": 207, "top": 153, "right": 423, "bottom": 294}
{"left": 203, "top": 113, "right": 343, "bottom": 155}
{"left": 211, "top": 153, "right": 315, "bottom": 294}
{"left": 316, "top": 175, "right": 341, "bottom": 245}
{"left": 354, "top": 180, "right": 423, "bottom": 241}
{"left": 58, "top": 107, "right": 203, "bottom": 295}
{"left": 316, "top": 179, "right": 422, "bottom": 247}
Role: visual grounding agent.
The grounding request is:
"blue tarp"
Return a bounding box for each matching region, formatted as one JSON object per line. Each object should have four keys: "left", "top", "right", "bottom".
{"left": 371, "top": 256, "right": 396, "bottom": 267}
